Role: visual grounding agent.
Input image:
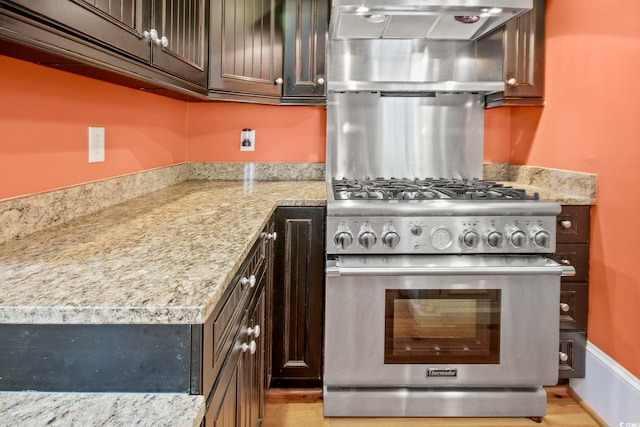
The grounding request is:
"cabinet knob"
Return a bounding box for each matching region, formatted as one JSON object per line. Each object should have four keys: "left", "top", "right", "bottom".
{"left": 274, "top": 77, "right": 284, "bottom": 85}
{"left": 559, "top": 351, "right": 569, "bottom": 362}
{"left": 143, "top": 29, "right": 168, "bottom": 47}
{"left": 156, "top": 36, "right": 169, "bottom": 47}
{"left": 560, "top": 259, "right": 571, "bottom": 266}
{"left": 240, "top": 275, "right": 256, "bottom": 288}
{"left": 316, "top": 77, "right": 325, "bottom": 85}
{"left": 507, "top": 77, "right": 518, "bottom": 86}
{"left": 242, "top": 340, "right": 257, "bottom": 354}
{"left": 560, "top": 303, "right": 571, "bottom": 313}
{"left": 268, "top": 232, "right": 277, "bottom": 241}
{"left": 248, "top": 324, "right": 261, "bottom": 338}
{"left": 561, "top": 220, "right": 573, "bottom": 229}
{"left": 143, "top": 29, "right": 159, "bottom": 41}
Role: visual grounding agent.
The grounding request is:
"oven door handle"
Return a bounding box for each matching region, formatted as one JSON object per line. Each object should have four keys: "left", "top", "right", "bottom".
{"left": 326, "top": 265, "right": 574, "bottom": 277}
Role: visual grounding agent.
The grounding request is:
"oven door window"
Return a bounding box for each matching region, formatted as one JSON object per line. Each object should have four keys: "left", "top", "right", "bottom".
{"left": 384, "top": 289, "right": 501, "bottom": 364}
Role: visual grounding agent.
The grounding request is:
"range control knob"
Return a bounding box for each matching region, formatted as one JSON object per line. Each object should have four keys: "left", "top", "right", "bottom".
{"left": 534, "top": 230, "right": 551, "bottom": 248}
{"left": 411, "top": 224, "right": 423, "bottom": 236}
{"left": 528, "top": 224, "right": 552, "bottom": 248}
{"left": 461, "top": 230, "right": 479, "bottom": 248}
{"left": 510, "top": 230, "right": 527, "bottom": 248}
{"left": 358, "top": 231, "right": 377, "bottom": 249}
{"left": 382, "top": 231, "right": 401, "bottom": 249}
{"left": 334, "top": 231, "right": 354, "bottom": 249}
{"left": 485, "top": 229, "right": 504, "bottom": 248}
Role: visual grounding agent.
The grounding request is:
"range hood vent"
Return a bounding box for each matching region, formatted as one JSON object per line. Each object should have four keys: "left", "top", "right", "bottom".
{"left": 330, "top": 0, "right": 532, "bottom": 40}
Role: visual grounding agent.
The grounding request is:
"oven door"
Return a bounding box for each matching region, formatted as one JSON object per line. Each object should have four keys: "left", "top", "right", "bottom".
{"left": 325, "top": 255, "right": 570, "bottom": 388}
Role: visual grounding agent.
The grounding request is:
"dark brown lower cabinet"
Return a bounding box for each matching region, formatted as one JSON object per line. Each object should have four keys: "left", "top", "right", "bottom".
{"left": 205, "top": 274, "right": 267, "bottom": 427}
{"left": 204, "top": 220, "right": 273, "bottom": 427}
{"left": 271, "top": 207, "right": 325, "bottom": 387}
{"left": 555, "top": 205, "right": 590, "bottom": 381}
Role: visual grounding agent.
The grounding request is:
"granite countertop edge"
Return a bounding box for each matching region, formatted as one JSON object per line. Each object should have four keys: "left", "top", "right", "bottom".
{"left": 0, "top": 392, "right": 206, "bottom": 427}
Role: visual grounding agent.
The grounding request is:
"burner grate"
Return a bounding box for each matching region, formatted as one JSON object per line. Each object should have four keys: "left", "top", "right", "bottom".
{"left": 332, "top": 178, "right": 539, "bottom": 201}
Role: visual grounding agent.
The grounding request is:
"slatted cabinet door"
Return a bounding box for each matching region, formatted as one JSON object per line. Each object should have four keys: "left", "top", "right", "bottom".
{"left": 210, "top": 0, "right": 284, "bottom": 97}
{"left": 151, "top": 0, "right": 208, "bottom": 85}
{"left": 7, "top": 0, "right": 151, "bottom": 59}
{"left": 5, "top": 0, "right": 208, "bottom": 85}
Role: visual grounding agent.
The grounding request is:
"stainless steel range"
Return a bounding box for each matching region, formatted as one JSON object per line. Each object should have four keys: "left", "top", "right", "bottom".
{"left": 323, "top": 0, "right": 574, "bottom": 418}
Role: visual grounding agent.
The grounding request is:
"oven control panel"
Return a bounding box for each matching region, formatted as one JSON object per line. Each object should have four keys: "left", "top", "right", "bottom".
{"left": 326, "top": 216, "right": 557, "bottom": 254}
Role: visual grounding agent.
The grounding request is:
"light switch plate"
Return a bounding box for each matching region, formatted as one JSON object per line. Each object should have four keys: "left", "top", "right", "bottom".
{"left": 88, "top": 127, "right": 105, "bottom": 163}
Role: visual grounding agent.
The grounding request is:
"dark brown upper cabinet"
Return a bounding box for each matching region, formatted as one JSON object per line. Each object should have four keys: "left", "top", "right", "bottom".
{"left": 209, "top": 0, "right": 284, "bottom": 101}
{"left": 0, "top": 0, "right": 209, "bottom": 96}
{"left": 281, "top": 0, "right": 328, "bottom": 104}
{"left": 208, "top": 0, "right": 328, "bottom": 105}
{"left": 479, "top": 0, "right": 546, "bottom": 108}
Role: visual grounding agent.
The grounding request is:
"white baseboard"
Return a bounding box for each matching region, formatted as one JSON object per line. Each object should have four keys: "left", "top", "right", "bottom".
{"left": 570, "top": 341, "right": 640, "bottom": 427}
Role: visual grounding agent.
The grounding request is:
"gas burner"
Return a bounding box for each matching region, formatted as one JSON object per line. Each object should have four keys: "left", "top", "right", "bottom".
{"left": 332, "top": 178, "right": 539, "bottom": 201}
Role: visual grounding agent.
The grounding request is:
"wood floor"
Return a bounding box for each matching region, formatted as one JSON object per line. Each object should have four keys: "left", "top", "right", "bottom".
{"left": 263, "top": 387, "right": 603, "bottom": 427}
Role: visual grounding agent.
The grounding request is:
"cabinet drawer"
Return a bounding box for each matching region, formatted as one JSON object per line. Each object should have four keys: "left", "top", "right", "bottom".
{"left": 560, "top": 283, "right": 588, "bottom": 330}
{"left": 558, "top": 331, "right": 586, "bottom": 379}
{"left": 557, "top": 205, "right": 590, "bottom": 244}
{"left": 552, "top": 243, "right": 589, "bottom": 283}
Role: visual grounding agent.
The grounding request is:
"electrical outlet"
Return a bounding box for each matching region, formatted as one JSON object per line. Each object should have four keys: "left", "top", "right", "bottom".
{"left": 88, "top": 127, "right": 105, "bottom": 163}
{"left": 240, "top": 128, "right": 255, "bottom": 151}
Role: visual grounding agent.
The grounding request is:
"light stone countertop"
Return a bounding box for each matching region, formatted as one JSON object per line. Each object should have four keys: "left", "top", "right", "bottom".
{"left": 498, "top": 182, "right": 594, "bottom": 205}
{"left": 0, "top": 392, "right": 205, "bottom": 427}
{"left": 0, "top": 180, "right": 326, "bottom": 325}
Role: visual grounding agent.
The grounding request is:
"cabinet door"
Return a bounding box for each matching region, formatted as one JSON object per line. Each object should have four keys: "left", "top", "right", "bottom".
{"left": 210, "top": 0, "right": 284, "bottom": 97}
{"left": 151, "top": 0, "right": 208, "bottom": 85}
{"left": 281, "top": 0, "right": 328, "bottom": 101}
{"left": 271, "top": 207, "right": 325, "bottom": 387}
{"left": 238, "top": 286, "right": 266, "bottom": 427}
{"left": 6, "top": 0, "right": 151, "bottom": 60}
{"left": 503, "top": 0, "right": 545, "bottom": 100}
{"left": 205, "top": 368, "right": 237, "bottom": 427}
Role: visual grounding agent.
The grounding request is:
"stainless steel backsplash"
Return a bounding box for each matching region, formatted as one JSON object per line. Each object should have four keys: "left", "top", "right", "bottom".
{"left": 326, "top": 91, "right": 484, "bottom": 180}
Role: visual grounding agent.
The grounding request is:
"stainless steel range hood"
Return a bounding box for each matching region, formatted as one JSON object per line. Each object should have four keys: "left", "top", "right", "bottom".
{"left": 329, "top": 0, "right": 532, "bottom": 40}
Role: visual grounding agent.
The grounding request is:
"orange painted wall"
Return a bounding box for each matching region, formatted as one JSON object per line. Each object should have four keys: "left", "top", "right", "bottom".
{"left": 188, "top": 102, "right": 326, "bottom": 163}
{"left": 0, "top": 55, "right": 189, "bottom": 200}
{"left": 509, "top": 0, "right": 640, "bottom": 378}
{"left": 484, "top": 107, "right": 512, "bottom": 164}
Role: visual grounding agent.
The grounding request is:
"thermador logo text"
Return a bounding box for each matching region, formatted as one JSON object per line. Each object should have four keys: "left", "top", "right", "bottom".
{"left": 427, "top": 368, "right": 457, "bottom": 378}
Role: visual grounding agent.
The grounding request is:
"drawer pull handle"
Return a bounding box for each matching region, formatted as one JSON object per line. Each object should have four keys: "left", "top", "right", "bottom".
{"left": 560, "top": 303, "right": 571, "bottom": 313}
{"left": 242, "top": 340, "right": 257, "bottom": 354}
{"left": 560, "top": 220, "right": 573, "bottom": 229}
{"left": 559, "top": 351, "right": 569, "bottom": 362}
{"left": 247, "top": 324, "right": 261, "bottom": 338}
